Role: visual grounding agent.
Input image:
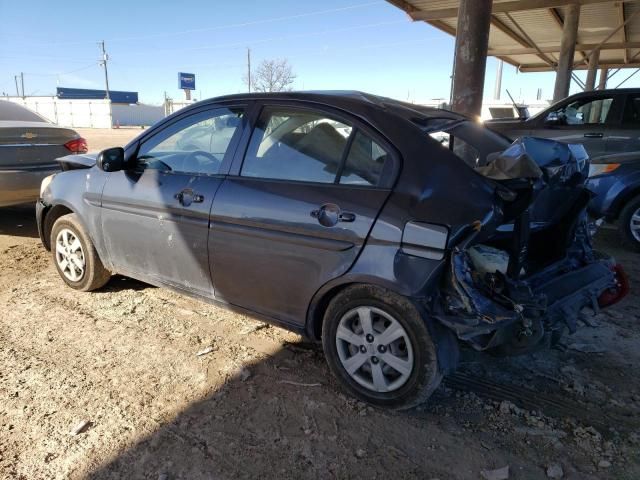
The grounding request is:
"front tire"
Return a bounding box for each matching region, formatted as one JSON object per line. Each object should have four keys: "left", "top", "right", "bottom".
{"left": 618, "top": 194, "right": 640, "bottom": 251}
{"left": 322, "top": 284, "right": 442, "bottom": 410}
{"left": 51, "top": 213, "right": 111, "bottom": 291}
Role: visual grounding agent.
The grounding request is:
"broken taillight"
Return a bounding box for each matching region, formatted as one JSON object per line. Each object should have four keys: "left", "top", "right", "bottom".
{"left": 64, "top": 137, "right": 88, "bottom": 154}
{"left": 598, "top": 264, "right": 630, "bottom": 308}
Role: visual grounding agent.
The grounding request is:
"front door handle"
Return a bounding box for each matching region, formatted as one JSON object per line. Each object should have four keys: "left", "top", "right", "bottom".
{"left": 584, "top": 132, "right": 604, "bottom": 138}
{"left": 338, "top": 212, "right": 356, "bottom": 222}
{"left": 175, "top": 189, "right": 204, "bottom": 207}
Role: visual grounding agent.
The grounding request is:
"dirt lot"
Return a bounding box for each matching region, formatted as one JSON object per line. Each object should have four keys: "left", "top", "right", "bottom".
{"left": 1, "top": 130, "right": 639, "bottom": 479}
{"left": 75, "top": 127, "right": 142, "bottom": 152}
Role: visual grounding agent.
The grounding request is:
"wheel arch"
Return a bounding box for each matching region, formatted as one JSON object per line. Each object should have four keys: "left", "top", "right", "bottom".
{"left": 306, "top": 276, "right": 460, "bottom": 375}
{"left": 608, "top": 185, "right": 640, "bottom": 221}
{"left": 305, "top": 277, "right": 405, "bottom": 341}
{"left": 41, "top": 204, "right": 75, "bottom": 251}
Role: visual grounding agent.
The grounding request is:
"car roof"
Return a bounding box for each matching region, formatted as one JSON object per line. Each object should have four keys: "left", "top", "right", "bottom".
{"left": 0, "top": 100, "right": 49, "bottom": 122}
{"left": 565, "top": 88, "right": 640, "bottom": 99}
{"left": 191, "top": 90, "right": 467, "bottom": 123}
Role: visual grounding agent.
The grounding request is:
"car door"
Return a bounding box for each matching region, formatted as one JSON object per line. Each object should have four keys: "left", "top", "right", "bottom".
{"left": 607, "top": 93, "right": 640, "bottom": 154}
{"left": 209, "top": 104, "right": 397, "bottom": 326}
{"left": 100, "top": 105, "right": 245, "bottom": 297}
{"left": 529, "top": 94, "right": 619, "bottom": 157}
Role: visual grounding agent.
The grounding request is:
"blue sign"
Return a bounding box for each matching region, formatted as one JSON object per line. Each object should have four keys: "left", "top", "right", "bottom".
{"left": 178, "top": 72, "right": 196, "bottom": 90}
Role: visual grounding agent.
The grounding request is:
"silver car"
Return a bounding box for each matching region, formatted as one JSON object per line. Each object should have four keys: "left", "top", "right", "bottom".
{"left": 0, "top": 100, "right": 87, "bottom": 207}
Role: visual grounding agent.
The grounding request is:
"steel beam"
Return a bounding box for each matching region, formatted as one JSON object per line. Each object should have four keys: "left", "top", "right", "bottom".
{"left": 585, "top": 48, "right": 600, "bottom": 90}
{"left": 553, "top": 4, "right": 580, "bottom": 102}
{"left": 450, "top": 0, "right": 493, "bottom": 118}
{"left": 598, "top": 67, "right": 609, "bottom": 89}
{"left": 409, "top": 0, "right": 627, "bottom": 21}
{"left": 489, "top": 41, "right": 640, "bottom": 55}
{"left": 521, "top": 61, "right": 640, "bottom": 71}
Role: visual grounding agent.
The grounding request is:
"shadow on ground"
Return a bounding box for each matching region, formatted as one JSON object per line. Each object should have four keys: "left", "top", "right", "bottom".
{"left": 87, "top": 345, "right": 514, "bottom": 480}
{"left": 0, "top": 205, "right": 39, "bottom": 239}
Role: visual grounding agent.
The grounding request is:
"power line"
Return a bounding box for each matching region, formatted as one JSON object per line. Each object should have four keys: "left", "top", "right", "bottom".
{"left": 113, "top": 20, "right": 406, "bottom": 57}
{"left": 15, "top": 2, "right": 384, "bottom": 47}
{"left": 22, "top": 63, "right": 97, "bottom": 77}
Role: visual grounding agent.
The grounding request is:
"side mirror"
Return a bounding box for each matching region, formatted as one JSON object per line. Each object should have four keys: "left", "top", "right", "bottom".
{"left": 96, "top": 147, "right": 125, "bottom": 172}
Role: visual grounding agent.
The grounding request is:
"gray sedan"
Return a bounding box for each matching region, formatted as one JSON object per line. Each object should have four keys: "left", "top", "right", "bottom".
{"left": 0, "top": 100, "right": 87, "bottom": 207}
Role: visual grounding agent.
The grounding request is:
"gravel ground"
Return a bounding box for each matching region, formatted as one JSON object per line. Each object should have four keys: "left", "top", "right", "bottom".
{"left": 0, "top": 130, "right": 639, "bottom": 479}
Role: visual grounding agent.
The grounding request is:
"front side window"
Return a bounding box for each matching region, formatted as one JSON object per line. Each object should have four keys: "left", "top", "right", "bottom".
{"left": 137, "top": 107, "right": 243, "bottom": 175}
{"left": 241, "top": 107, "right": 391, "bottom": 186}
{"left": 622, "top": 95, "right": 640, "bottom": 126}
{"left": 552, "top": 97, "right": 613, "bottom": 126}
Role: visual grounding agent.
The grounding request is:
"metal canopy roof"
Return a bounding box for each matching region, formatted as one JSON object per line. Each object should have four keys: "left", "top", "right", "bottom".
{"left": 387, "top": 0, "right": 640, "bottom": 72}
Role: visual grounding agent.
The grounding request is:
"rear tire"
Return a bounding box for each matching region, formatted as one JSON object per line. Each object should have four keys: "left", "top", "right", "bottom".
{"left": 51, "top": 213, "right": 111, "bottom": 291}
{"left": 321, "top": 284, "right": 442, "bottom": 410}
{"left": 618, "top": 194, "right": 640, "bottom": 251}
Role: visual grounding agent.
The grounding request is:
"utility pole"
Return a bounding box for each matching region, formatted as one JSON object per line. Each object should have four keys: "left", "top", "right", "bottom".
{"left": 99, "top": 40, "right": 110, "bottom": 100}
{"left": 247, "top": 48, "right": 251, "bottom": 93}
{"left": 20, "top": 72, "right": 25, "bottom": 98}
{"left": 14, "top": 75, "right": 19, "bottom": 96}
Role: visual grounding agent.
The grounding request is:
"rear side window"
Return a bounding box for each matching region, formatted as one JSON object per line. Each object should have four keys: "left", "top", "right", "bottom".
{"left": 623, "top": 95, "right": 640, "bottom": 126}
{"left": 241, "top": 107, "right": 390, "bottom": 186}
{"left": 339, "top": 131, "right": 388, "bottom": 186}
{"left": 430, "top": 131, "right": 481, "bottom": 167}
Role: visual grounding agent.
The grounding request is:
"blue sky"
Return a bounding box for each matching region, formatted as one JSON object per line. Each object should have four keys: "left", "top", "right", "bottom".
{"left": 1, "top": 0, "right": 637, "bottom": 105}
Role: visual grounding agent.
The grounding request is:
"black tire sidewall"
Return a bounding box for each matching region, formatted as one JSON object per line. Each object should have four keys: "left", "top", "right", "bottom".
{"left": 322, "top": 285, "right": 441, "bottom": 409}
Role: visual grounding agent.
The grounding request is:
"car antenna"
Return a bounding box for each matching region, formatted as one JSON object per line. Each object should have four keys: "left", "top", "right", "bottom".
{"left": 506, "top": 89, "right": 524, "bottom": 119}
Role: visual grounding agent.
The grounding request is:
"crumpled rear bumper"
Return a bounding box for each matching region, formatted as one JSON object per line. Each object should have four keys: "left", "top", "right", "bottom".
{"left": 435, "top": 252, "right": 627, "bottom": 352}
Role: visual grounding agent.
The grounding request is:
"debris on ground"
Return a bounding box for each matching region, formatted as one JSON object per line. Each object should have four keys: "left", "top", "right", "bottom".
{"left": 546, "top": 463, "right": 564, "bottom": 479}
{"left": 239, "top": 367, "right": 251, "bottom": 382}
{"left": 69, "top": 420, "right": 91, "bottom": 436}
{"left": 480, "top": 465, "right": 509, "bottom": 480}
{"left": 195, "top": 346, "right": 215, "bottom": 356}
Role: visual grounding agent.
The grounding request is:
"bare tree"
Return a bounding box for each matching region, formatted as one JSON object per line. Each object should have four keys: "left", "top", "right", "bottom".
{"left": 245, "top": 58, "right": 296, "bottom": 93}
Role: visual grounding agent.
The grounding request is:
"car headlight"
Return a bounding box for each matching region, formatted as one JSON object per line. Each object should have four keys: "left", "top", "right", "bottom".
{"left": 40, "top": 173, "right": 56, "bottom": 197}
{"left": 588, "top": 163, "right": 621, "bottom": 178}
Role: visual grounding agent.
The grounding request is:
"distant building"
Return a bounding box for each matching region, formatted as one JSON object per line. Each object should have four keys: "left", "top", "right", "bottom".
{"left": 56, "top": 87, "right": 138, "bottom": 104}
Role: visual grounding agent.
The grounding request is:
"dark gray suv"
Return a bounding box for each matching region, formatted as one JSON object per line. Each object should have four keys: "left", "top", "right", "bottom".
{"left": 487, "top": 88, "right": 640, "bottom": 158}
{"left": 36, "top": 92, "right": 628, "bottom": 409}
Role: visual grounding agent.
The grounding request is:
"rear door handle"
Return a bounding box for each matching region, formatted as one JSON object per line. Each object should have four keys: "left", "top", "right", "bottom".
{"left": 310, "top": 204, "right": 356, "bottom": 227}
{"left": 584, "top": 132, "right": 604, "bottom": 138}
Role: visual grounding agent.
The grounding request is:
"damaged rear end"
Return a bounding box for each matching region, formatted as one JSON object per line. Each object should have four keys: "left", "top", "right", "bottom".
{"left": 435, "top": 137, "right": 629, "bottom": 355}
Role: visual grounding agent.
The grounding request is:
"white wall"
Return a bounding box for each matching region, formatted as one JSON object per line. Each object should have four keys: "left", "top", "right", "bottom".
{"left": 112, "top": 103, "right": 164, "bottom": 127}
{"left": 4, "top": 96, "right": 112, "bottom": 128}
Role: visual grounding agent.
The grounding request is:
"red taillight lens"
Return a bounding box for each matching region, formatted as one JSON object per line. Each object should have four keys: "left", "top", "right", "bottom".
{"left": 598, "top": 264, "right": 630, "bottom": 308}
{"left": 64, "top": 137, "right": 88, "bottom": 154}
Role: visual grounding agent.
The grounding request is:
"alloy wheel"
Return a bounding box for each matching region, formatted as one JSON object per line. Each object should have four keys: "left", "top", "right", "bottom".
{"left": 630, "top": 207, "right": 640, "bottom": 243}
{"left": 55, "top": 228, "right": 85, "bottom": 282}
{"left": 335, "top": 306, "right": 414, "bottom": 393}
